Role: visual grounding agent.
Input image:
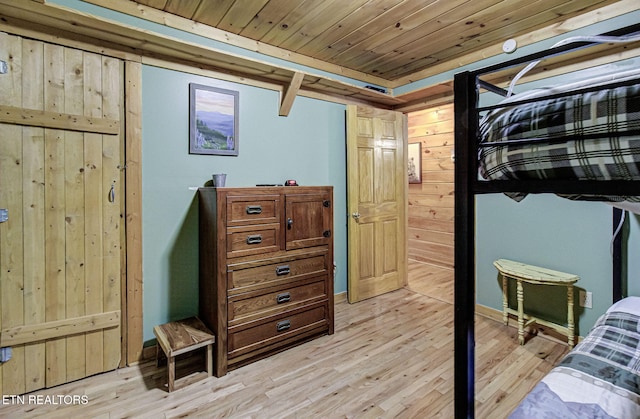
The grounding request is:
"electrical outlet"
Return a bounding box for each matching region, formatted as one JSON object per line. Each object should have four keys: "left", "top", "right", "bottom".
{"left": 579, "top": 290, "right": 593, "bottom": 309}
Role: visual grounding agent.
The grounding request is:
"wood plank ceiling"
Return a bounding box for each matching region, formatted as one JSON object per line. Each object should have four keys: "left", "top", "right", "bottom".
{"left": 130, "top": 0, "right": 621, "bottom": 82}
{"left": 0, "top": 0, "right": 637, "bottom": 110}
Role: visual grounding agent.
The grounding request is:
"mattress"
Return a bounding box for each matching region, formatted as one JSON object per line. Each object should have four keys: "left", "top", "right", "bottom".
{"left": 478, "top": 72, "right": 640, "bottom": 204}
{"left": 509, "top": 296, "right": 640, "bottom": 418}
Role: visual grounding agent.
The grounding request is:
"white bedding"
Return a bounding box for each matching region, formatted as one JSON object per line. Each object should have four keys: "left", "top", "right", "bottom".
{"left": 607, "top": 295, "right": 640, "bottom": 316}
{"left": 510, "top": 296, "right": 640, "bottom": 418}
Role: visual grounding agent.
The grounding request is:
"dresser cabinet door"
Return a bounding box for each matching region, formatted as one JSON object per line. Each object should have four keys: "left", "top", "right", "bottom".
{"left": 285, "top": 191, "right": 332, "bottom": 250}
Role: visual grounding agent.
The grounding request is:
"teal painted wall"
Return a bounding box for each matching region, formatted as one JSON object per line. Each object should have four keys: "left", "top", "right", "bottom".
{"left": 476, "top": 195, "right": 615, "bottom": 336}
{"left": 48, "top": 0, "right": 640, "bottom": 340}
{"left": 141, "top": 65, "right": 347, "bottom": 342}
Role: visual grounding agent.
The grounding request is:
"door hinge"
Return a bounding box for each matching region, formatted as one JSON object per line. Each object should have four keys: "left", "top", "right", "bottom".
{"left": 0, "top": 347, "right": 12, "bottom": 363}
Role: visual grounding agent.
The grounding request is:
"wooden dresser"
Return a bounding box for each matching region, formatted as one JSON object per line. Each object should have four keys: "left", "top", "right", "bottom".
{"left": 198, "top": 186, "right": 334, "bottom": 377}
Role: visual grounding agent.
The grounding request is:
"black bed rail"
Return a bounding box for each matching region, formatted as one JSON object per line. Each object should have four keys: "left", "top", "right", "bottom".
{"left": 473, "top": 179, "right": 640, "bottom": 195}
{"left": 477, "top": 129, "right": 640, "bottom": 148}
{"left": 478, "top": 76, "right": 640, "bottom": 113}
{"left": 477, "top": 79, "right": 509, "bottom": 97}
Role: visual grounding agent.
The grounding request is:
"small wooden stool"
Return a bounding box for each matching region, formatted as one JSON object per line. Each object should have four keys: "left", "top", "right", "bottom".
{"left": 494, "top": 259, "right": 579, "bottom": 348}
{"left": 153, "top": 317, "right": 215, "bottom": 392}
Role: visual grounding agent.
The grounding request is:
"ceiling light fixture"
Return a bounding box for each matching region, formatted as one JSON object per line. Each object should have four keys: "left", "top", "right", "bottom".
{"left": 502, "top": 39, "right": 517, "bottom": 54}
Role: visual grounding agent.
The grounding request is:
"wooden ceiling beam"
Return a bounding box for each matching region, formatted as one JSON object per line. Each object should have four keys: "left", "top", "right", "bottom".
{"left": 279, "top": 71, "right": 304, "bottom": 117}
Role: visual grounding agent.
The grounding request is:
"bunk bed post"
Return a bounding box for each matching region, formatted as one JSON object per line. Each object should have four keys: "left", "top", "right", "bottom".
{"left": 453, "top": 70, "right": 479, "bottom": 419}
{"left": 613, "top": 208, "right": 623, "bottom": 303}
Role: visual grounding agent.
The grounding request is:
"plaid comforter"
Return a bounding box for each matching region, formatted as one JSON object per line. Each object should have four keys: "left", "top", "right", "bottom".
{"left": 479, "top": 80, "right": 640, "bottom": 202}
{"left": 510, "top": 310, "right": 640, "bottom": 418}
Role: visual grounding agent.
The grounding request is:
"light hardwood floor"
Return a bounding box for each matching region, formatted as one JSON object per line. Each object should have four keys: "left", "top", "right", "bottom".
{"left": 1, "top": 260, "right": 568, "bottom": 418}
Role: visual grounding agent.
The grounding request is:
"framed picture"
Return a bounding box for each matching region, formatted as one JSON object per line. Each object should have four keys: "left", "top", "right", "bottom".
{"left": 408, "top": 142, "right": 422, "bottom": 183}
{"left": 189, "top": 83, "right": 239, "bottom": 156}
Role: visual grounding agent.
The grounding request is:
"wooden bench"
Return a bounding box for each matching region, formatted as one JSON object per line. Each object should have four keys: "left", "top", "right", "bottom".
{"left": 494, "top": 259, "right": 579, "bottom": 348}
{"left": 153, "top": 317, "right": 215, "bottom": 392}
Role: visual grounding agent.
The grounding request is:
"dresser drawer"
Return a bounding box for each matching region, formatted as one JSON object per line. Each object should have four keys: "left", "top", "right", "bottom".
{"left": 226, "top": 224, "right": 280, "bottom": 258}
{"left": 228, "top": 278, "right": 327, "bottom": 326}
{"left": 228, "top": 305, "right": 328, "bottom": 358}
{"left": 228, "top": 254, "right": 328, "bottom": 294}
{"left": 226, "top": 194, "right": 280, "bottom": 227}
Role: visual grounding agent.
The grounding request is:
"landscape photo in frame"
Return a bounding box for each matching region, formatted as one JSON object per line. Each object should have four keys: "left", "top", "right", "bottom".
{"left": 189, "top": 83, "right": 239, "bottom": 156}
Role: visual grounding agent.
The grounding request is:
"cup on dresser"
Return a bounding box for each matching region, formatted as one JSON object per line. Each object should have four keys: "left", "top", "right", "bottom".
{"left": 212, "top": 174, "right": 227, "bottom": 187}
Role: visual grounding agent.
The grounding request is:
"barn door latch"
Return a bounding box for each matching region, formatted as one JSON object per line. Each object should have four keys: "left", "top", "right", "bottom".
{"left": 109, "top": 183, "right": 116, "bottom": 203}
{"left": 0, "top": 208, "right": 8, "bottom": 223}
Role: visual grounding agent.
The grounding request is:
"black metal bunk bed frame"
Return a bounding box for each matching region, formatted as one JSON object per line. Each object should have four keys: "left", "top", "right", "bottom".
{"left": 453, "top": 23, "right": 640, "bottom": 418}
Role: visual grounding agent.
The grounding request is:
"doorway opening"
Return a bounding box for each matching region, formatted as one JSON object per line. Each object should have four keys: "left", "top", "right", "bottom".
{"left": 406, "top": 103, "right": 454, "bottom": 303}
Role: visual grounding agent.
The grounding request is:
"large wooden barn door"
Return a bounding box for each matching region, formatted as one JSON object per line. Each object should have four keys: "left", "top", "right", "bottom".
{"left": 346, "top": 105, "right": 408, "bottom": 303}
{"left": 0, "top": 33, "right": 123, "bottom": 394}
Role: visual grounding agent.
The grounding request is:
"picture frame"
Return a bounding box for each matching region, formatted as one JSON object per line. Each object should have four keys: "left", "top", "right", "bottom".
{"left": 189, "top": 83, "right": 239, "bottom": 156}
{"left": 408, "top": 142, "right": 422, "bottom": 183}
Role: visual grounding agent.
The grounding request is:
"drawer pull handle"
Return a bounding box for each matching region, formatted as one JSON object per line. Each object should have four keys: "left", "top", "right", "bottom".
{"left": 276, "top": 320, "right": 291, "bottom": 332}
{"left": 275, "top": 265, "right": 290, "bottom": 276}
{"left": 276, "top": 292, "right": 291, "bottom": 304}
{"left": 246, "top": 205, "right": 262, "bottom": 214}
{"left": 246, "top": 234, "right": 263, "bottom": 244}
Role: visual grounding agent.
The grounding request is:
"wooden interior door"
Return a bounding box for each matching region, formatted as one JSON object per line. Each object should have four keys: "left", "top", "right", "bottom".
{"left": 0, "top": 33, "right": 123, "bottom": 394}
{"left": 346, "top": 105, "right": 408, "bottom": 303}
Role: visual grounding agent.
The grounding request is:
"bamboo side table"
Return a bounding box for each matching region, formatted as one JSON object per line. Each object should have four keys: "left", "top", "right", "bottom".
{"left": 494, "top": 259, "right": 579, "bottom": 348}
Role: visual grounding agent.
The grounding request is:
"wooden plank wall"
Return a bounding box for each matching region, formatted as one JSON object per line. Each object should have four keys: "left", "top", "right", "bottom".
{"left": 407, "top": 104, "right": 454, "bottom": 268}
{"left": 0, "top": 32, "right": 122, "bottom": 394}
